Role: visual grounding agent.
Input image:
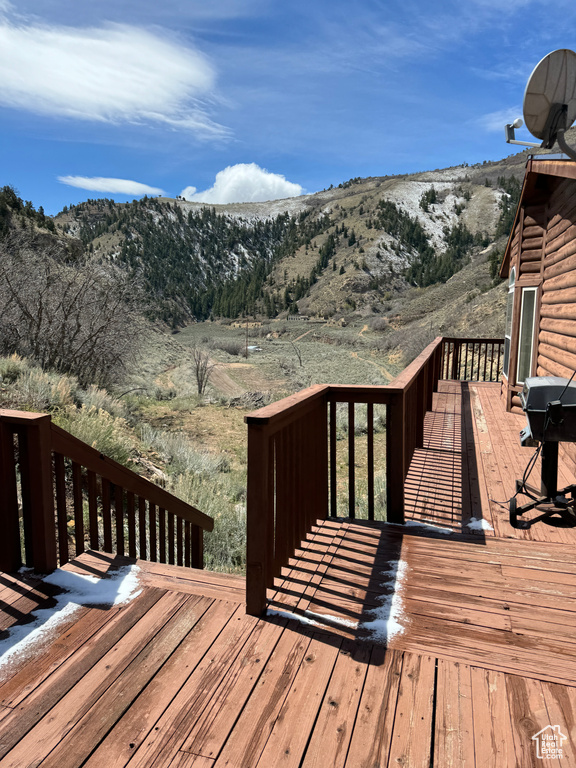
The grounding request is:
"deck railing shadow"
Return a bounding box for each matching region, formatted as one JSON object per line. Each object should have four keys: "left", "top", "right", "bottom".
{"left": 246, "top": 338, "right": 502, "bottom": 617}
{"left": 0, "top": 574, "right": 60, "bottom": 638}
{"left": 402, "top": 381, "right": 487, "bottom": 542}
{"left": 264, "top": 519, "right": 404, "bottom": 662}
{"left": 263, "top": 519, "right": 470, "bottom": 663}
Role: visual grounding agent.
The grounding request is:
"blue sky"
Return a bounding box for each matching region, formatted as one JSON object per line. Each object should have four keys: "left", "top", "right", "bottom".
{"left": 1, "top": 0, "right": 575, "bottom": 214}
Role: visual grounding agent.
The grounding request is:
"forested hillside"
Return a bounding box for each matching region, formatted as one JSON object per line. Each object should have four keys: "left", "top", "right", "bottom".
{"left": 52, "top": 160, "right": 523, "bottom": 326}
{"left": 0, "top": 143, "right": 530, "bottom": 356}
{"left": 59, "top": 197, "right": 332, "bottom": 325}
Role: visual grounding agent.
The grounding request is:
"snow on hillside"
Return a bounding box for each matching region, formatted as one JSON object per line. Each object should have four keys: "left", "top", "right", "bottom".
{"left": 382, "top": 179, "right": 501, "bottom": 249}
{"left": 175, "top": 194, "right": 312, "bottom": 223}
{"left": 383, "top": 180, "right": 460, "bottom": 249}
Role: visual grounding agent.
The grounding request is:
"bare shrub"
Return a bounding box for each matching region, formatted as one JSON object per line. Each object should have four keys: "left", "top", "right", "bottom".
{"left": 0, "top": 231, "right": 144, "bottom": 387}
{"left": 369, "top": 317, "right": 389, "bottom": 331}
{"left": 191, "top": 346, "right": 217, "bottom": 394}
{"left": 215, "top": 340, "right": 244, "bottom": 356}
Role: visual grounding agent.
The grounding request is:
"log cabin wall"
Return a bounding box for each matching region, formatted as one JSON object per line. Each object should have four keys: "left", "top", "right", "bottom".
{"left": 507, "top": 203, "right": 547, "bottom": 412}
{"left": 537, "top": 176, "right": 576, "bottom": 471}
{"left": 500, "top": 161, "right": 576, "bottom": 476}
{"left": 519, "top": 206, "right": 546, "bottom": 278}
{"left": 501, "top": 218, "right": 522, "bottom": 411}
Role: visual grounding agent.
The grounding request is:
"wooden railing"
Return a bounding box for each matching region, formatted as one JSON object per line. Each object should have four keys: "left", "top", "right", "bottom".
{"left": 440, "top": 338, "right": 504, "bottom": 382}
{"left": 0, "top": 409, "right": 213, "bottom": 574}
{"left": 245, "top": 337, "right": 444, "bottom": 615}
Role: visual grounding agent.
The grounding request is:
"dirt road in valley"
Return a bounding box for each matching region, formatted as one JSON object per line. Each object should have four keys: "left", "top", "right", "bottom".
{"left": 208, "top": 360, "right": 246, "bottom": 397}
{"left": 350, "top": 351, "right": 395, "bottom": 382}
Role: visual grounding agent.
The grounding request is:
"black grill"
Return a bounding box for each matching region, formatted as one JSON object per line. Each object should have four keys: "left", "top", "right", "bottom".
{"left": 520, "top": 376, "right": 576, "bottom": 443}
{"left": 510, "top": 375, "right": 576, "bottom": 529}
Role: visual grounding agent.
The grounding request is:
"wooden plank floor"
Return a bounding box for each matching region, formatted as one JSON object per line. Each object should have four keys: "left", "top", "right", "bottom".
{"left": 2, "top": 529, "right": 576, "bottom": 767}
{"left": 405, "top": 380, "right": 576, "bottom": 545}
{"left": 2, "top": 381, "right": 576, "bottom": 766}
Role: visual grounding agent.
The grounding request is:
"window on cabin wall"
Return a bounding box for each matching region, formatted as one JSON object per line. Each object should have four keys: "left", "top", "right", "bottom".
{"left": 516, "top": 286, "right": 537, "bottom": 385}
{"left": 503, "top": 267, "right": 515, "bottom": 377}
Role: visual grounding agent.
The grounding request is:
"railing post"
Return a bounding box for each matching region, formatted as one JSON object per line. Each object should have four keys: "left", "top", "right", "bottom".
{"left": 20, "top": 416, "right": 57, "bottom": 573}
{"left": 425, "top": 353, "right": 434, "bottom": 411}
{"left": 191, "top": 526, "right": 203, "bottom": 569}
{"left": 434, "top": 343, "right": 443, "bottom": 390}
{"left": 450, "top": 340, "right": 461, "bottom": 380}
{"left": 246, "top": 423, "right": 272, "bottom": 616}
{"left": 0, "top": 419, "right": 21, "bottom": 572}
{"left": 386, "top": 391, "right": 405, "bottom": 524}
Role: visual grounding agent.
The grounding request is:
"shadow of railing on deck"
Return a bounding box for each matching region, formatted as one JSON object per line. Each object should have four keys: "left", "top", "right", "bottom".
{"left": 403, "top": 381, "right": 487, "bottom": 541}
{"left": 461, "top": 382, "right": 488, "bottom": 542}
{"left": 263, "top": 519, "right": 403, "bottom": 662}
{"left": 263, "top": 518, "right": 482, "bottom": 664}
{"left": 0, "top": 573, "right": 59, "bottom": 636}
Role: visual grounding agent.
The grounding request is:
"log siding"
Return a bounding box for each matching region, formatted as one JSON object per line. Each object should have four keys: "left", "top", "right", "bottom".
{"left": 501, "top": 158, "right": 576, "bottom": 469}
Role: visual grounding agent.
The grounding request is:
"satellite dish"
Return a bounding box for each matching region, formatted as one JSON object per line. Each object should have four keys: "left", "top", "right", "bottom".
{"left": 523, "top": 48, "right": 576, "bottom": 158}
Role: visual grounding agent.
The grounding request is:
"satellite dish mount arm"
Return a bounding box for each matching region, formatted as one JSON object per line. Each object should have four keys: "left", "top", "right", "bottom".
{"left": 557, "top": 128, "right": 576, "bottom": 162}
{"left": 514, "top": 50, "right": 576, "bottom": 159}
{"left": 505, "top": 122, "right": 540, "bottom": 148}
{"left": 541, "top": 103, "right": 576, "bottom": 161}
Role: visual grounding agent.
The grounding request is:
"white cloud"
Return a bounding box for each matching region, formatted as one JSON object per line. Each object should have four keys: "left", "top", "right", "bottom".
{"left": 180, "top": 163, "right": 303, "bottom": 204}
{"left": 0, "top": 18, "right": 229, "bottom": 139}
{"left": 477, "top": 106, "right": 523, "bottom": 132}
{"left": 58, "top": 176, "right": 164, "bottom": 196}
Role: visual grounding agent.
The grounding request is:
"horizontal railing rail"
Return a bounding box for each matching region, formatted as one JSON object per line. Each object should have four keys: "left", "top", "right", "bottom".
{"left": 245, "top": 337, "right": 444, "bottom": 615}
{"left": 0, "top": 409, "right": 213, "bottom": 574}
{"left": 440, "top": 337, "right": 504, "bottom": 382}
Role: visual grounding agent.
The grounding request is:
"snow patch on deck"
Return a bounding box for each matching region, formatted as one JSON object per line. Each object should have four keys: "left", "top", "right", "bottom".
{"left": 267, "top": 607, "right": 358, "bottom": 629}
{"left": 360, "top": 559, "right": 408, "bottom": 643}
{"left": 467, "top": 516, "right": 494, "bottom": 531}
{"left": 403, "top": 519, "right": 455, "bottom": 534}
{"left": 0, "top": 565, "right": 141, "bottom": 676}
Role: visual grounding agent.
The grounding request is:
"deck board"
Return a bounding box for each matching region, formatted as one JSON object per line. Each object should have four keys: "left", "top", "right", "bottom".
{"left": 124, "top": 604, "right": 257, "bottom": 768}
{"left": 470, "top": 667, "right": 517, "bottom": 767}
{"left": 387, "top": 652, "right": 436, "bottom": 768}
{"left": 180, "top": 614, "right": 286, "bottom": 760}
{"left": 82, "top": 597, "right": 233, "bottom": 768}
{"left": 434, "top": 659, "right": 475, "bottom": 768}
{"left": 2, "top": 381, "right": 576, "bottom": 765}
{"left": 299, "top": 639, "right": 370, "bottom": 768}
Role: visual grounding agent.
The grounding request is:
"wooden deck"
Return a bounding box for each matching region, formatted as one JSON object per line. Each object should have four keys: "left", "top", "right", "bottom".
{"left": 405, "top": 380, "right": 576, "bottom": 543}
{"left": 2, "top": 381, "right": 576, "bottom": 767}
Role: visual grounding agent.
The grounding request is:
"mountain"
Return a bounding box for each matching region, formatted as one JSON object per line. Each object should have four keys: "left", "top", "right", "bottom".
{"left": 50, "top": 145, "right": 538, "bottom": 327}
{"left": 10, "top": 136, "right": 566, "bottom": 342}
